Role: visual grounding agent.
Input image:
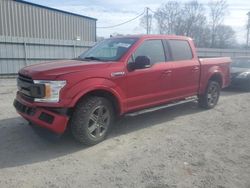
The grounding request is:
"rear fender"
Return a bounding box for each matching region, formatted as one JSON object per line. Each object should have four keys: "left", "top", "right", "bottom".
{"left": 199, "top": 66, "right": 223, "bottom": 94}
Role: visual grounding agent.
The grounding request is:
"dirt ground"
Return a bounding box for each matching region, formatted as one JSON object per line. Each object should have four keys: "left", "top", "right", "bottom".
{"left": 0, "top": 79, "right": 249, "bottom": 188}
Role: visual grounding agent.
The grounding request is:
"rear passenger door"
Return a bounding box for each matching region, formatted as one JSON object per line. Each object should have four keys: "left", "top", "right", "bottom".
{"left": 165, "top": 39, "right": 200, "bottom": 98}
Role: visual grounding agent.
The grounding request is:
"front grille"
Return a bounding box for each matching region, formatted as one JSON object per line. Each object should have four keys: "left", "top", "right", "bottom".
{"left": 13, "top": 100, "right": 36, "bottom": 116}
{"left": 18, "top": 73, "right": 33, "bottom": 83}
{"left": 17, "top": 74, "right": 33, "bottom": 98}
{"left": 17, "top": 74, "right": 45, "bottom": 99}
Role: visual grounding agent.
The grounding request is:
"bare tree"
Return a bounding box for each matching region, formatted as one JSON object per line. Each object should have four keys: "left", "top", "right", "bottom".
{"left": 177, "top": 1, "right": 208, "bottom": 46}
{"left": 214, "top": 25, "right": 236, "bottom": 48}
{"left": 193, "top": 26, "right": 211, "bottom": 48}
{"left": 153, "top": 1, "right": 209, "bottom": 47}
{"left": 208, "top": 0, "right": 228, "bottom": 47}
{"left": 154, "top": 1, "right": 182, "bottom": 34}
{"left": 181, "top": 1, "right": 206, "bottom": 36}
{"left": 148, "top": 0, "right": 236, "bottom": 48}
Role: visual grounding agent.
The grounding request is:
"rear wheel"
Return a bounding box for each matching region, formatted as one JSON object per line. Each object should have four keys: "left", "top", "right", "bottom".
{"left": 70, "top": 96, "right": 114, "bottom": 145}
{"left": 199, "top": 80, "right": 220, "bottom": 109}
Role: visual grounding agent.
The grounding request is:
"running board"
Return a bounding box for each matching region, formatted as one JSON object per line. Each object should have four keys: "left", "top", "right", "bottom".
{"left": 125, "top": 96, "right": 198, "bottom": 117}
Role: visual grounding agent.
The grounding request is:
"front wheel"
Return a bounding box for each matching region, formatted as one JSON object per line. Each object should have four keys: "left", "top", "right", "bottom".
{"left": 199, "top": 81, "right": 221, "bottom": 109}
{"left": 70, "top": 96, "right": 114, "bottom": 146}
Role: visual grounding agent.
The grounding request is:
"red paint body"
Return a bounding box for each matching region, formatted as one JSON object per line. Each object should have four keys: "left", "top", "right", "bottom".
{"left": 15, "top": 35, "right": 231, "bottom": 133}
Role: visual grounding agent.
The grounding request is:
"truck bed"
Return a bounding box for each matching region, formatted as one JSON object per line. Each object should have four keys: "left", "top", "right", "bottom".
{"left": 198, "top": 57, "right": 231, "bottom": 93}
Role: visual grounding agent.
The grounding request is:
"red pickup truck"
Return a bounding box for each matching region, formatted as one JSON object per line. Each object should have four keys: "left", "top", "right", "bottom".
{"left": 14, "top": 35, "right": 231, "bottom": 145}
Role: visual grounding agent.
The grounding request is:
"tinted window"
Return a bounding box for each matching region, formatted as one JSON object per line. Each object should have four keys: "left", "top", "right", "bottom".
{"left": 134, "top": 40, "right": 165, "bottom": 64}
{"left": 168, "top": 40, "right": 193, "bottom": 61}
{"left": 79, "top": 38, "right": 138, "bottom": 61}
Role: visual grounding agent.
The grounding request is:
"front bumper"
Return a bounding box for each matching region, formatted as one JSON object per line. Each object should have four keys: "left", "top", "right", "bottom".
{"left": 14, "top": 94, "right": 69, "bottom": 134}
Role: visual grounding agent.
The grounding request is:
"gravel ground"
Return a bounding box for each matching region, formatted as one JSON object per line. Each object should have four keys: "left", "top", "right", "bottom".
{"left": 0, "top": 79, "right": 250, "bottom": 188}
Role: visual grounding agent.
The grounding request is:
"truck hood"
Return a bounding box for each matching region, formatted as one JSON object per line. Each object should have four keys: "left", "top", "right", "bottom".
{"left": 19, "top": 59, "right": 112, "bottom": 79}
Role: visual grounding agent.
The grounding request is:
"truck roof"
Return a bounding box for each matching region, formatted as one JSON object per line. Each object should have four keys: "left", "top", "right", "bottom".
{"left": 111, "top": 34, "right": 193, "bottom": 41}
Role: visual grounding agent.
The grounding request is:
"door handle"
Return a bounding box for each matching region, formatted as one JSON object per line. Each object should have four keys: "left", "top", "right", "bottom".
{"left": 163, "top": 70, "right": 172, "bottom": 73}
{"left": 192, "top": 66, "right": 199, "bottom": 72}
{"left": 162, "top": 70, "right": 172, "bottom": 75}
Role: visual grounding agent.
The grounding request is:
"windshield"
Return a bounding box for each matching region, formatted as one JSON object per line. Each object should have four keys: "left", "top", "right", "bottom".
{"left": 79, "top": 38, "right": 138, "bottom": 61}
{"left": 231, "top": 59, "right": 250, "bottom": 68}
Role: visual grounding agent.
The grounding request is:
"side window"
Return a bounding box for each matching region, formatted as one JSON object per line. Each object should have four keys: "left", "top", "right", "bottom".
{"left": 168, "top": 40, "right": 193, "bottom": 61}
{"left": 133, "top": 40, "right": 165, "bottom": 64}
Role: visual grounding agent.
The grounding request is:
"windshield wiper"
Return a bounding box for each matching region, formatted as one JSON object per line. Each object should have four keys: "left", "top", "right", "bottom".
{"left": 83, "top": 56, "right": 101, "bottom": 61}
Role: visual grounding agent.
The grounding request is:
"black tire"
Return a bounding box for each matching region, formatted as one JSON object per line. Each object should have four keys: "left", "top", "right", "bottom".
{"left": 70, "top": 96, "right": 114, "bottom": 146}
{"left": 199, "top": 80, "right": 221, "bottom": 109}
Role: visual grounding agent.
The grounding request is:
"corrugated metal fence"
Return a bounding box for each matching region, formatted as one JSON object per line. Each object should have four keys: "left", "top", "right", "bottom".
{"left": 0, "top": 0, "right": 96, "bottom": 41}
{"left": 0, "top": 36, "right": 95, "bottom": 75}
{"left": 1, "top": 36, "right": 250, "bottom": 75}
{"left": 197, "top": 48, "right": 250, "bottom": 58}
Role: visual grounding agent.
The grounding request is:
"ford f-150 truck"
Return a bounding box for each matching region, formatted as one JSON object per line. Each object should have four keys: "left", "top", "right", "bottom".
{"left": 14, "top": 35, "right": 231, "bottom": 145}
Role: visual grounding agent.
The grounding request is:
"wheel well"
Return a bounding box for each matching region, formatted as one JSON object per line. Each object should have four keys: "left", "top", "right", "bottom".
{"left": 209, "top": 74, "right": 223, "bottom": 88}
{"left": 79, "top": 90, "right": 120, "bottom": 116}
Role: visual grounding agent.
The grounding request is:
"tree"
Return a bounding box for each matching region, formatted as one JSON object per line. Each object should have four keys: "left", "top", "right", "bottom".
{"left": 153, "top": 1, "right": 209, "bottom": 47}
{"left": 146, "top": 0, "right": 236, "bottom": 48}
{"left": 177, "top": 1, "right": 208, "bottom": 47}
{"left": 185, "top": 1, "right": 206, "bottom": 34}
{"left": 193, "top": 26, "right": 211, "bottom": 48}
{"left": 154, "top": 1, "right": 182, "bottom": 34}
{"left": 214, "top": 25, "right": 236, "bottom": 48}
{"left": 208, "top": 0, "right": 228, "bottom": 47}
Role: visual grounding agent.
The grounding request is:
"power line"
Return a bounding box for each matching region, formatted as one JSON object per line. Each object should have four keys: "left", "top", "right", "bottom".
{"left": 97, "top": 9, "right": 145, "bottom": 29}
{"left": 148, "top": 5, "right": 250, "bottom": 12}
{"left": 96, "top": 4, "right": 249, "bottom": 32}
{"left": 148, "top": 8, "right": 156, "bottom": 14}
{"left": 96, "top": 3, "right": 249, "bottom": 29}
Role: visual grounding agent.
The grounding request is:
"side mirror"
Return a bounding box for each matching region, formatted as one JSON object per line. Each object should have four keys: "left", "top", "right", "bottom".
{"left": 128, "top": 56, "right": 151, "bottom": 71}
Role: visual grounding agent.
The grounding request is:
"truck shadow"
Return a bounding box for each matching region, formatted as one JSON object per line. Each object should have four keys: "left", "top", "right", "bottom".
{"left": 0, "top": 102, "right": 202, "bottom": 169}
{"left": 110, "top": 102, "right": 200, "bottom": 137}
{"left": 0, "top": 117, "right": 82, "bottom": 169}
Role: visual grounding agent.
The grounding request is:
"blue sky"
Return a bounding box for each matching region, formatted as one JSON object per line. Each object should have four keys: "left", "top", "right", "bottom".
{"left": 28, "top": 0, "right": 250, "bottom": 43}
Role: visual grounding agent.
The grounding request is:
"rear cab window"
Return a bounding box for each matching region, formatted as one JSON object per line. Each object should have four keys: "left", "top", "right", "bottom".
{"left": 167, "top": 40, "right": 193, "bottom": 61}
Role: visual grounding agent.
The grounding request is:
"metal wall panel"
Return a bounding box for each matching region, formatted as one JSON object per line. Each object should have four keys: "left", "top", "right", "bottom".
{"left": 0, "top": 0, "right": 96, "bottom": 41}
{"left": 197, "top": 48, "right": 250, "bottom": 57}
{"left": 0, "top": 36, "right": 94, "bottom": 74}
{"left": 0, "top": 0, "right": 97, "bottom": 75}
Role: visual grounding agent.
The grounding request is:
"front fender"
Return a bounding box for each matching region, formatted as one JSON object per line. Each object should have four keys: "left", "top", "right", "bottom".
{"left": 65, "top": 78, "right": 126, "bottom": 113}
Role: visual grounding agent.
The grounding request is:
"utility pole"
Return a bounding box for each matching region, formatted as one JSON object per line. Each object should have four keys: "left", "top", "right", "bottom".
{"left": 247, "top": 12, "right": 250, "bottom": 48}
{"left": 146, "top": 7, "right": 149, "bottom": 34}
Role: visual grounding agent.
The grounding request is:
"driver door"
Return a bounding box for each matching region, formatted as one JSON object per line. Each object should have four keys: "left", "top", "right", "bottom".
{"left": 125, "top": 39, "right": 170, "bottom": 111}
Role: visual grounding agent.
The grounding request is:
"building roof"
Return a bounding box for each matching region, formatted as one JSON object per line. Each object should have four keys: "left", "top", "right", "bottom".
{"left": 14, "top": 0, "right": 97, "bottom": 21}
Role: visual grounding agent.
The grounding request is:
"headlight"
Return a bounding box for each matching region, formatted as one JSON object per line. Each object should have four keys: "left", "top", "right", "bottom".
{"left": 236, "top": 72, "right": 250, "bottom": 79}
{"left": 33, "top": 80, "right": 66, "bottom": 102}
